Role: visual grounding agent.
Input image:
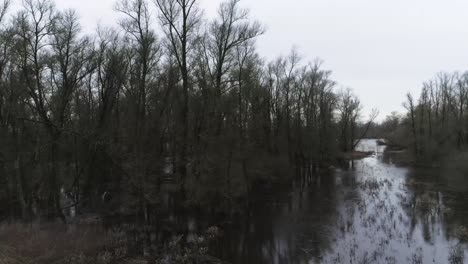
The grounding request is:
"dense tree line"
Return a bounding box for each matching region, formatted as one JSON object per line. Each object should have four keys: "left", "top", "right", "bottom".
{"left": 379, "top": 72, "right": 468, "bottom": 163}
{"left": 0, "top": 0, "right": 363, "bottom": 221}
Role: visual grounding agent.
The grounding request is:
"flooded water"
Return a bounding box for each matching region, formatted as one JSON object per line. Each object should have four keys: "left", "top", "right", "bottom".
{"left": 214, "top": 139, "right": 468, "bottom": 264}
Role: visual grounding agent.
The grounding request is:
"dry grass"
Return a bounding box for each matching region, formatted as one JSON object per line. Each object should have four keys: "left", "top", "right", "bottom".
{"left": 0, "top": 222, "right": 112, "bottom": 264}
{"left": 0, "top": 222, "right": 223, "bottom": 264}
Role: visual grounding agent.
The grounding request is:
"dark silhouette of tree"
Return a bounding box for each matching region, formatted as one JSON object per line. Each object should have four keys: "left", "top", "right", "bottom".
{"left": 0, "top": 0, "right": 370, "bottom": 223}
{"left": 383, "top": 72, "right": 468, "bottom": 163}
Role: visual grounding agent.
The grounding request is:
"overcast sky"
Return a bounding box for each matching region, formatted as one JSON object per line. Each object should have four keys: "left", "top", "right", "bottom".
{"left": 10, "top": 0, "right": 468, "bottom": 120}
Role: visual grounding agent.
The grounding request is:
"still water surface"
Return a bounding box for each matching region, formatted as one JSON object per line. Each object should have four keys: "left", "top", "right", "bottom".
{"left": 214, "top": 139, "right": 468, "bottom": 263}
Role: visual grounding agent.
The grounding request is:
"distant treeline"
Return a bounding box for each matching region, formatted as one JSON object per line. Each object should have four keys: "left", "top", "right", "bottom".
{"left": 0, "top": 0, "right": 367, "bottom": 221}
{"left": 373, "top": 72, "right": 468, "bottom": 164}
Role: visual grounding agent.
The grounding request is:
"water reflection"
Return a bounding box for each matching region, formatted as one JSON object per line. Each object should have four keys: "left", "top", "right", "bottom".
{"left": 215, "top": 172, "right": 339, "bottom": 264}
{"left": 215, "top": 139, "right": 468, "bottom": 263}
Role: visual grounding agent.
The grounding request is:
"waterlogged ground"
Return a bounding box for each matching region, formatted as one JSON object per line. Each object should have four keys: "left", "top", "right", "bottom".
{"left": 214, "top": 140, "right": 468, "bottom": 264}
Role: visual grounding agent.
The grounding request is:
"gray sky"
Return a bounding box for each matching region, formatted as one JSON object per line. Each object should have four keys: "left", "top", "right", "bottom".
{"left": 11, "top": 0, "right": 468, "bottom": 120}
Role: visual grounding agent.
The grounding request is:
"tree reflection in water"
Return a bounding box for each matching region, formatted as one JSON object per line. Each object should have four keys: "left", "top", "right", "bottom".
{"left": 215, "top": 140, "right": 468, "bottom": 264}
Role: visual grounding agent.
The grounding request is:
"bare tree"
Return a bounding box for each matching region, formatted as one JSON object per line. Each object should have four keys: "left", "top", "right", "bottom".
{"left": 338, "top": 88, "right": 361, "bottom": 152}
{"left": 0, "top": 0, "right": 10, "bottom": 24}
{"left": 116, "top": 0, "right": 162, "bottom": 221}
{"left": 14, "top": 0, "right": 65, "bottom": 220}
{"left": 353, "top": 109, "right": 379, "bottom": 150}
{"left": 207, "top": 0, "right": 263, "bottom": 133}
{"left": 116, "top": 0, "right": 159, "bottom": 126}
{"left": 154, "top": 0, "right": 201, "bottom": 193}
{"left": 404, "top": 92, "right": 418, "bottom": 157}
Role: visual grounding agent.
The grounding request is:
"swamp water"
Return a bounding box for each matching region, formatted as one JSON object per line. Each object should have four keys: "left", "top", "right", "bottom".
{"left": 212, "top": 139, "right": 468, "bottom": 264}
